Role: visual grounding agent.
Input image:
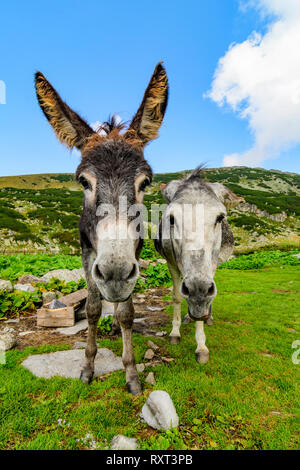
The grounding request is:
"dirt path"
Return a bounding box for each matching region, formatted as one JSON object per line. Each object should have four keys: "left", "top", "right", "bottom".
{"left": 2, "top": 287, "right": 172, "bottom": 350}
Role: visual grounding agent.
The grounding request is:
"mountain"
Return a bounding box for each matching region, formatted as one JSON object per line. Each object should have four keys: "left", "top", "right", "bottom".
{"left": 0, "top": 167, "right": 299, "bottom": 254}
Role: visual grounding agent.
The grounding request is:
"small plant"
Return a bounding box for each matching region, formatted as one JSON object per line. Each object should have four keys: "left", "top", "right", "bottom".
{"left": 0, "top": 290, "right": 41, "bottom": 318}
{"left": 97, "top": 315, "right": 113, "bottom": 335}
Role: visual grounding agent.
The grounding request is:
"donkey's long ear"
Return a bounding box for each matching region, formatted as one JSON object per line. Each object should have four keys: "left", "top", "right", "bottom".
{"left": 35, "top": 72, "right": 95, "bottom": 150}
{"left": 125, "top": 62, "right": 168, "bottom": 147}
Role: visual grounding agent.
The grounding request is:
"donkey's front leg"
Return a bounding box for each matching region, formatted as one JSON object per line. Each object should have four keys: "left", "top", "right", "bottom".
{"left": 195, "top": 321, "right": 209, "bottom": 363}
{"left": 116, "top": 297, "right": 141, "bottom": 395}
{"left": 80, "top": 288, "right": 102, "bottom": 384}
{"left": 169, "top": 264, "right": 182, "bottom": 345}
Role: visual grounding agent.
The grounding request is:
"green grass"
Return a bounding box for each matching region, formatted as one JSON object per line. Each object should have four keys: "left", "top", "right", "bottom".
{"left": 0, "top": 266, "right": 299, "bottom": 450}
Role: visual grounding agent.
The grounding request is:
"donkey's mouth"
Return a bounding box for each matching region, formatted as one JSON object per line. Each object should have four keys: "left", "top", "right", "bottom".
{"left": 188, "top": 308, "right": 210, "bottom": 322}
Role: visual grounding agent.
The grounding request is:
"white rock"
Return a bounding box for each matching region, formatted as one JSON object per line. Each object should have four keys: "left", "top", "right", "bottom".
{"left": 147, "top": 340, "right": 159, "bottom": 351}
{"left": 140, "top": 391, "right": 179, "bottom": 430}
{"left": 145, "top": 372, "right": 156, "bottom": 385}
{"left": 0, "top": 280, "right": 13, "bottom": 292}
{"left": 110, "top": 435, "right": 138, "bottom": 450}
{"left": 57, "top": 319, "right": 88, "bottom": 336}
{"left": 147, "top": 306, "right": 163, "bottom": 312}
{"left": 136, "top": 363, "right": 145, "bottom": 373}
{"left": 19, "top": 331, "right": 35, "bottom": 337}
{"left": 144, "top": 349, "right": 155, "bottom": 360}
{"left": 40, "top": 268, "right": 85, "bottom": 283}
{"left": 0, "top": 328, "right": 17, "bottom": 351}
{"left": 14, "top": 283, "right": 35, "bottom": 293}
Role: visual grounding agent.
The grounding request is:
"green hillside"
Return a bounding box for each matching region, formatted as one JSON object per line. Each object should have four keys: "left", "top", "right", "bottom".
{"left": 0, "top": 167, "right": 299, "bottom": 254}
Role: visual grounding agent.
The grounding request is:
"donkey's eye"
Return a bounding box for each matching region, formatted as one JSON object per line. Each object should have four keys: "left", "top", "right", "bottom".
{"left": 216, "top": 214, "right": 225, "bottom": 224}
{"left": 79, "top": 176, "right": 90, "bottom": 191}
{"left": 139, "top": 178, "right": 150, "bottom": 192}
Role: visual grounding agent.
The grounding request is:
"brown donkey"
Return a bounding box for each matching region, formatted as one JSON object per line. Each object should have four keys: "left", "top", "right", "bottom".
{"left": 35, "top": 63, "right": 168, "bottom": 394}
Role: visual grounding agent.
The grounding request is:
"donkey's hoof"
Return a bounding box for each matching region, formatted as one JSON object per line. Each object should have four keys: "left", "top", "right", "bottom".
{"left": 205, "top": 317, "right": 214, "bottom": 326}
{"left": 195, "top": 351, "right": 209, "bottom": 364}
{"left": 127, "top": 379, "right": 142, "bottom": 395}
{"left": 169, "top": 336, "right": 181, "bottom": 345}
{"left": 80, "top": 369, "right": 93, "bottom": 384}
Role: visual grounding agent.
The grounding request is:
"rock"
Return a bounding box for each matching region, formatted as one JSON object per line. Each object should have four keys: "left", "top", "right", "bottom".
{"left": 136, "top": 363, "right": 145, "bottom": 373}
{"left": 134, "top": 317, "right": 146, "bottom": 324}
{"left": 73, "top": 341, "right": 87, "bottom": 349}
{"left": 0, "top": 327, "right": 17, "bottom": 351}
{"left": 147, "top": 306, "right": 163, "bottom": 312}
{"left": 156, "top": 331, "right": 167, "bottom": 337}
{"left": 145, "top": 372, "right": 156, "bottom": 385}
{"left": 40, "top": 268, "right": 85, "bottom": 284}
{"left": 4, "top": 319, "right": 19, "bottom": 324}
{"left": 19, "top": 331, "right": 35, "bottom": 337}
{"left": 110, "top": 435, "right": 138, "bottom": 451}
{"left": 49, "top": 299, "right": 67, "bottom": 309}
{"left": 42, "top": 291, "right": 56, "bottom": 305}
{"left": 156, "top": 259, "right": 167, "bottom": 264}
{"left": 57, "top": 319, "right": 88, "bottom": 336}
{"left": 140, "top": 391, "right": 179, "bottom": 430}
{"left": 22, "top": 348, "right": 124, "bottom": 379}
{"left": 0, "top": 280, "right": 13, "bottom": 292}
{"left": 139, "top": 259, "right": 151, "bottom": 270}
{"left": 17, "top": 274, "right": 40, "bottom": 284}
{"left": 144, "top": 349, "right": 155, "bottom": 360}
{"left": 147, "top": 340, "right": 159, "bottom": 351}
{"left": 14, "top": 283, "right": 35, "bottom": 293}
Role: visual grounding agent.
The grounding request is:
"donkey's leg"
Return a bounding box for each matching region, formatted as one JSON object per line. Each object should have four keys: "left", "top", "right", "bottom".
{"left": 80, "top": 247, "right": 102, "bottom": 384}
{"left": 169, "top": 264, "right": 182, "bottom": 345}
{"left": 116, "top": 296, "right": 141, "bottom": 395}
{"left": 195, "top": 321, "right": 209, "bottom": 363}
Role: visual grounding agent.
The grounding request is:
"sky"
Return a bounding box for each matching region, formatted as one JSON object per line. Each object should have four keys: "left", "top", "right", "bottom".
{"left": 0, "top": 0, "right": 299, "bottom": 176}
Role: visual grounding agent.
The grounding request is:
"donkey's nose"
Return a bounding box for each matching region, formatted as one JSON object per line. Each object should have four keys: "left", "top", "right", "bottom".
{"left": 181, "top": 279, "right": 216, "bottom": 299}
{"left": 93, "top": 261, "right": 138, "bottom": 283}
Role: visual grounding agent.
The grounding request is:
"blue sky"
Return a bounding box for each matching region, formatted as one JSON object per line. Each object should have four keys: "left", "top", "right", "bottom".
{"left": 0, "top": 0, "right": 299, "bottom": 176}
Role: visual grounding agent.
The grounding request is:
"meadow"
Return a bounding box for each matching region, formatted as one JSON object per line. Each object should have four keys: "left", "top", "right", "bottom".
{"left": 0, "top": 251, "right": 299, "bottom": 450}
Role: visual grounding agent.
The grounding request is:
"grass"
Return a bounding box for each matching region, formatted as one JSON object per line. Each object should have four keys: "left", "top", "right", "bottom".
{"left": 0, "top": 266, "right": 299, "bottom": 450}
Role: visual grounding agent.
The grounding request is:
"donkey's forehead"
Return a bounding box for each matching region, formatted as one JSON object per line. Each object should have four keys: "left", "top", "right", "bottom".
{"left": 174, "top": 180, "right": 224, "bottom": 208}
{"left": 76, "top": 139, "right": 152, "bottom": 180}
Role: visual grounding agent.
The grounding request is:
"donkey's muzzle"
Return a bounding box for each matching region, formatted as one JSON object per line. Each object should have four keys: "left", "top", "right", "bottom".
{"left": 92, "top": 259, "right": 139, "bottom": 302}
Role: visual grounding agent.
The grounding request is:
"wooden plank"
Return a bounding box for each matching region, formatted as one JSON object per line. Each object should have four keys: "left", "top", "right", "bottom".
{"left": 44, "top": 289, "right": 88, "bottom": 309}
{"left": 37, "top": 306, "right": 75, "bottom": 327}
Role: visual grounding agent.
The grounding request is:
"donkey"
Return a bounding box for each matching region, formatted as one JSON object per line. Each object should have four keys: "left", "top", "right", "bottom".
{"left": 155, "top": 168, "right": 243, "bottom": 363}
{"left": 35, "top": 63, "right": 168, "bottom": 394}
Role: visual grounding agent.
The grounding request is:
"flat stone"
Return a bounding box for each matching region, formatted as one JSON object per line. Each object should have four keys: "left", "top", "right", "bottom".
{"left": 145, "top": 372, "right": 156, "bottom": 385}
{"left": 22, "top": 348, "right": 124, "bottom": 379}
{"left": 147, "top": 306, "right": 163, "bottom": 312}
{"left": 156, "top": 331, "right": 167, "bottom": 337}
{"left": 140, "top": 390, "right": 179, "bottom": 430}
{"left": 73, "top": 341, "right": 87, "bottom": 349}
{"left": 144, "top": 349, "right": 155, "bottom": 360}
{"left": 0, "top": 280, "right": 13, "bottom": 292}
{"left": 48, "top": 299, "right": 67, "bottom": 309}
{"left": 57, "top": 319, "right": 88, "bottom": 335}
{"left": 14, "top": 283, "right": 35, "bottom": 293}
{"left": 110, "top": 435, "right": 138, "bottom": 450}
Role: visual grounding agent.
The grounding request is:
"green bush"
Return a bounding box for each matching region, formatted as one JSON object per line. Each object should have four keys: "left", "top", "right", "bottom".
{"left": 219, "top": 250, "right": 300, "bottom": 270}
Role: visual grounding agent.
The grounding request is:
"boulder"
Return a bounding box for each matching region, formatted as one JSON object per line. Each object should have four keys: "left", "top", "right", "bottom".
{"left": 140, "top": 391, "right": 179, "bottom": 430}
{"left": 14, "top": 283, "right": 35, "bottom": 293}
{"left": 17, "top": 274, "right": 40, "bottom": 284}
{"left": 0, "top": 280, "right": 13, "bottom": 292}
{"left": 40, "top": 268, "right": 85, "bottom": 284}
{"left": 0, "top": 327, "right": 17, "bottom": 351}
{"left": 110, "top": 435, "right": 138, "bottom": 451}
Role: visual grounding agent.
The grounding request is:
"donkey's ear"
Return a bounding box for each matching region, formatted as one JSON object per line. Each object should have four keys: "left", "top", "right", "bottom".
{"left": 35, "top": 72, "right": 95, "bottom": 150}
{"left": 125, "top": 62, "right": 168, "bottom": 147}
{"left": 208, "top": 183, "right": 245, "bottom": 209}
{"left": 162, "top": 180, "right": 182, "bottom": 202}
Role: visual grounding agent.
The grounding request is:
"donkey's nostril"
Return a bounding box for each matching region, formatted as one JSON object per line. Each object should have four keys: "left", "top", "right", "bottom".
{"left": 181, "top": 281, "right": 189, "bottom": 297}
{"left": 127, "top": 263, "right": 137, "bottom": 281}
{"left": 95, "top": 264, "right": 104, "bottom": 281}
{"left": 207, "top": 282, "right": 215, "bottom": 296}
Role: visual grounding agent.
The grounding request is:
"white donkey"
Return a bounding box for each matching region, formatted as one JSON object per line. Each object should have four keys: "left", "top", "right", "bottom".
{"left": 155, "top": 168, "right": 243, "bottom": 363}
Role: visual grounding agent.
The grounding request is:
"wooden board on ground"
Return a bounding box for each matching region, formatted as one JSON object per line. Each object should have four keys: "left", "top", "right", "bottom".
{"left": 37, "top": 306, "right": 75, "bottom": 327}
{"left": 37, "top": 289, "right": 87, "bottom": 328}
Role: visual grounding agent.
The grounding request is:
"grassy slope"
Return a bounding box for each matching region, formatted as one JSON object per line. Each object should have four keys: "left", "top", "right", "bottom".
{"left": 0, "top": 266, "right": 299, "bottom": 450}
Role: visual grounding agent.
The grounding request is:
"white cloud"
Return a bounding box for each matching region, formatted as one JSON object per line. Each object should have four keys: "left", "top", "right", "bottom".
{"left": 207, "top": 0, "right": 300, "bottom": 167}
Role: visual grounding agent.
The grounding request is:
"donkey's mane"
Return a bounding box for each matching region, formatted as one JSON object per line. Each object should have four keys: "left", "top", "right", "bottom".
{"left": 96, "top": 114, "right": 127, "bottom": 136}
